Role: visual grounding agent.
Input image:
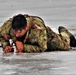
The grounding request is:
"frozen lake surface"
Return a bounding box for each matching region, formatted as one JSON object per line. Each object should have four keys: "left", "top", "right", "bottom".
{"left": 0, "top": 0, "right": 76, "bottom": 75}
{"left": 0, "top": 49, "right": 76, "bottom": 75}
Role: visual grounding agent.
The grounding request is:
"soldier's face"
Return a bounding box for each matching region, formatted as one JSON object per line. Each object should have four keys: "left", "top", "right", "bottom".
{"left": 13, "top": 25, "right": 28, "bottom": 37}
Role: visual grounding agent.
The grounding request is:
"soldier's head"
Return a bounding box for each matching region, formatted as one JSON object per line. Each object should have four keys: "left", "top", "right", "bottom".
{"left": 12, "top": 14, "right": 29, "bottom": 37}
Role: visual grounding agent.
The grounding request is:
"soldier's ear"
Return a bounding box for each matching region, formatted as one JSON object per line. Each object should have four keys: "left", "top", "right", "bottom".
{"left": 25, "top": 25, "right": 29, "bottom": 31}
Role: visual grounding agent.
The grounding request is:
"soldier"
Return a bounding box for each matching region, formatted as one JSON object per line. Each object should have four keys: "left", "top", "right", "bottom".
{"left": 0, "top": 14, "right": 76, "bottom": 53}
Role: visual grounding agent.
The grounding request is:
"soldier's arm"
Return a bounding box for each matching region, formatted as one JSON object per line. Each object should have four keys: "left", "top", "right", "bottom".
{"left": 23, "top": 16, "right": 48, "bottom": 52}
{"left": 23, "top": 28, "right": 47, "bottom": 53}
{"left": 13, "top": 16, "right": 47, "bottom": 53}
{"left": 0, "top": 18, "right": 12, "bottom": 49}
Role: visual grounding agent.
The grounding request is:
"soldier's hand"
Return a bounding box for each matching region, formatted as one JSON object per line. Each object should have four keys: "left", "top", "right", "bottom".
{"left": 4, "top": 46, "right": 14, "bottom": 53}
{"left": 16, "top": 41, "right": 23, "bottom": 53}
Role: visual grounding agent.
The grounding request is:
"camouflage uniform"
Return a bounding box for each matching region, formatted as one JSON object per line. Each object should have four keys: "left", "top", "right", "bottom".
{"left": 0, "top": 14, "right": 70, "bottom": 52}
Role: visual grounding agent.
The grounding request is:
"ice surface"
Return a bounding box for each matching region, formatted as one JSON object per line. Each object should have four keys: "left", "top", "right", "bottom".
{"left": 0, "top": 0, "right": 76, "bottom": 75}
{"left": 0, "top": 49, "right": 76, "bottom": 75}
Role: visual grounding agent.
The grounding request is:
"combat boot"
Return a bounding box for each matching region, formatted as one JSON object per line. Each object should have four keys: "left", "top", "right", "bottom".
{"left": 58, "top": 26, "right": 76, "bottom": 47}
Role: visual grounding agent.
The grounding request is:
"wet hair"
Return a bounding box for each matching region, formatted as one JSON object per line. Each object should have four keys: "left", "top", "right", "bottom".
{"left": 12, "top": 14, "right": 27, "bottom": 30}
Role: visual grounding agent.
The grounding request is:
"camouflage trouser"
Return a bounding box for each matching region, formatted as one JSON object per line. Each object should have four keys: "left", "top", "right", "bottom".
{"left": 46, "top": 26, "right": 70, "bottom": 51}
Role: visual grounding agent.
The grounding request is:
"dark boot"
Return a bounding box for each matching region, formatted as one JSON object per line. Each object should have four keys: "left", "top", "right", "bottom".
{"left": 58, "top": 26, "right": 76, "bottom": 47}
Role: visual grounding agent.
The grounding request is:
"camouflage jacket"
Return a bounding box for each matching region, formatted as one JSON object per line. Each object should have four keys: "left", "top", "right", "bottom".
{"left": 0, "top": 14, "right": 48, "bottom": 52}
